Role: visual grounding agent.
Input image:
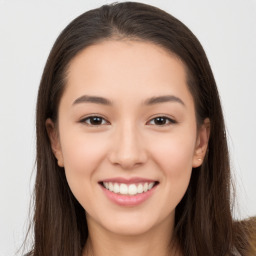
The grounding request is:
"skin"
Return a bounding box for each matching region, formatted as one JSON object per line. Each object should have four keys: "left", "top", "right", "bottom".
{"left": 46, "top": 40, "right": 210, "bottom": 256}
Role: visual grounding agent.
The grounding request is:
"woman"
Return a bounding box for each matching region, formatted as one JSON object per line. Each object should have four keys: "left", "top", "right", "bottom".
{"left": 24, "top": 2, "right": 256, "bottom": 255}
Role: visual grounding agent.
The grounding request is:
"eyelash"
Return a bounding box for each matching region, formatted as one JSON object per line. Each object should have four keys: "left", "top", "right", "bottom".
{"left": 80, "top": 116, "right": 109, "bottom": 126}
{"left": 147, "top": 116, "right": 177, "bottom": 126}
{"left": 80, "top": 115, "right": 177, "bottom": 127}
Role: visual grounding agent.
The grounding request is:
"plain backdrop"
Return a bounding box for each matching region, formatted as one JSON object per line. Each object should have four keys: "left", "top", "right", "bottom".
{"left": 0, "top": 0, "right": 255, "bottom": 255}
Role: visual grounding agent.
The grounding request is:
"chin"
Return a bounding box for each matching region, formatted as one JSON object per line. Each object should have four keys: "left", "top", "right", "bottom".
{"left": 104, "top": 220, "right": 155, "bottom": 236}
{"left": 93, "top": 209, "right": 173, "bottom": 237}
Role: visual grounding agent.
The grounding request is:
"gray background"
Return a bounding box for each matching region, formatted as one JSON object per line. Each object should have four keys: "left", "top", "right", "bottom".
{"left": 0, "top": 0, "right": 255, "bottom": 255}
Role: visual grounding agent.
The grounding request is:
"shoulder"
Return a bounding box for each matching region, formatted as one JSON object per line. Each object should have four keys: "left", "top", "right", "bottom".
{"left": 23, "top": 252, "right": 33, "bottom": 256}
{"left": 248, "top": 217, "right": 256, "bottom": 255}
{"left": 233, "top": 217, "right": 256, "bottom": 256}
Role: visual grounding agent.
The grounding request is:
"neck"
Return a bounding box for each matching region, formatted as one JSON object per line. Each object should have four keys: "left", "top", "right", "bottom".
{"left": 83, "top": 214, "right": 181, "bottom": 256}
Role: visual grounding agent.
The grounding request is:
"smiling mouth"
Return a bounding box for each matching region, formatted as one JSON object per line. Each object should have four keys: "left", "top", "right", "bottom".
{"left": 99, "top": 181, "right": 159, "bottom": 196}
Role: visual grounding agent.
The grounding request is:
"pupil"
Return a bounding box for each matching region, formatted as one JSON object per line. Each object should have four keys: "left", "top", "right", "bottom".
{"left": 91, "top": 117, "right": 102, "bottom": 125}
{"left": 155, "top": 117, "right": 166, "bottom": 125}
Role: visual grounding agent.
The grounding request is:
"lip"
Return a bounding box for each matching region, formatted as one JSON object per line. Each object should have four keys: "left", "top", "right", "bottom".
{"left": 99, "top": 178, "right": 159, "bottom": 206}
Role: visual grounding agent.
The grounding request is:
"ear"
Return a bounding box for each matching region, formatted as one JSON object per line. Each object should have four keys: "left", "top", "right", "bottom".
{"left": 45, "top": 118, "right": 64, "bottom": 167}
{"left": 192, "top": 118, "right": 210, "bottom": 168}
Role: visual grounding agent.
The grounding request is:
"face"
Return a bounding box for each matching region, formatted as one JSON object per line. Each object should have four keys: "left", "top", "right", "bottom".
{"left": 47, "top": 40, "right": 209, "bottom": 237}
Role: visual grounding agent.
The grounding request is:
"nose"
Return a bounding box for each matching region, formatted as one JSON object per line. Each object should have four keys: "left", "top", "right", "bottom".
{"left": 108, "top": 122, "right": 148, "bottom": 170}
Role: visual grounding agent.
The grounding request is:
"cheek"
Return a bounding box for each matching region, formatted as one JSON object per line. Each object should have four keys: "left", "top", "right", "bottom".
{"left": 150, "top": 131, "right": 196, "bottom": 174}
{"left": 60, "top": 131, "right": 107, "bottom": 174}
{"left": 59, "top": 132, "right": 107, "bottom": 205}
{"left": 148, "top": 130, "right": 196, "bottom": 205}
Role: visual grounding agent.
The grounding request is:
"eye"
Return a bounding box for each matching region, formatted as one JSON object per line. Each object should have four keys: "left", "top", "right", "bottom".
{"left": 80, "top": 116, "right": 109, "bottom": 126}
{"left": 147, "top": 116, "right": 176, "bottom": 126}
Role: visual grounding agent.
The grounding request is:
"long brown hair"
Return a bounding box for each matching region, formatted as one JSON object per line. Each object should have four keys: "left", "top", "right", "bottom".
{"left": 25, "top": 2, "right": 255, "bottom": 255}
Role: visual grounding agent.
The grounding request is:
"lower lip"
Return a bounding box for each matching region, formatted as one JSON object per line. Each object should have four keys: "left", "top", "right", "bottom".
{"left": 101, "top": 185, "right": 157, "bottom": 206}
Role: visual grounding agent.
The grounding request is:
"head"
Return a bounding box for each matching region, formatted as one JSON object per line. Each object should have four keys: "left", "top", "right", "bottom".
{"left": 34, "top": 2, "right": 232, "bottom": 255}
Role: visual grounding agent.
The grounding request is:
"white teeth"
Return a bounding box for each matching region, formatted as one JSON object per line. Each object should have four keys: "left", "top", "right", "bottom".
{"left": 120, "top": 183, "right": 128, "bottom": 194}
{"left": 128, "top": 184, "right": 137, "bottom": 195}
{"left": 102, "top": 181, "right": 156, "bottom": 195}
{"left": 109, "top": 182, "right": 114, "bottom": 192}
{"left": 113, "top": 183, "right": 120, "bottom": 193}
{"left": 148, "top": 182, "right": 154, "bottom": 190}
{"left": 137, "top": 184, "right": 144, "bottom": 193}
{"left": 103, "top": 182, "right": 109, "bottom": 189}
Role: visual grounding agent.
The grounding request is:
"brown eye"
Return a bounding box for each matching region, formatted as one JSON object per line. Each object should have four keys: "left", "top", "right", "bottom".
{"left": 81, "top": 116, "right": 108, "bottom": 126}
{"left": 148, "top": 116, "right": 176, "bottom": 126}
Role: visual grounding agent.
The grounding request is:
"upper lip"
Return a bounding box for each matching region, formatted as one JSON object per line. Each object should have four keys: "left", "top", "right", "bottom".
{"left": 100, "top": 177, "right": 158, "bottom": 184}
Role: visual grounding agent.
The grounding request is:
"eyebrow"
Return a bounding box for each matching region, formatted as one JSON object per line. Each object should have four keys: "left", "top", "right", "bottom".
{"left": 144, "top": 95, "right": 185, "bottom": 106}
{"left": 73, "top": 95, "right": 112, "bottom": 105}
{"left": 72, "top": 94, "right": 185, "bottom": 106}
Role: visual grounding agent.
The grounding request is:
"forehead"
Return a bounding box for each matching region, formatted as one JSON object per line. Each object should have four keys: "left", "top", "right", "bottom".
{"left": 63, "top": 40, "right": 194, "bottom": 108}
